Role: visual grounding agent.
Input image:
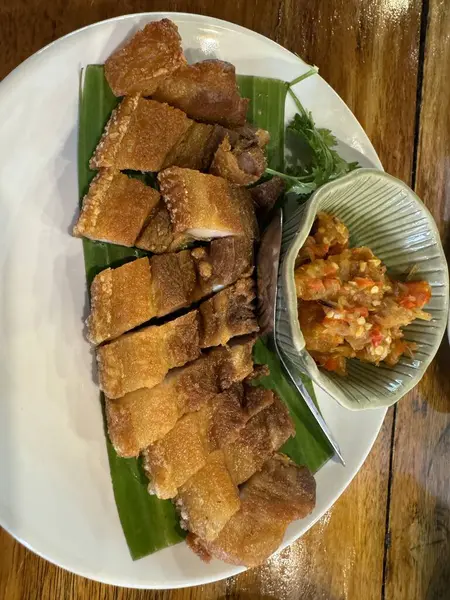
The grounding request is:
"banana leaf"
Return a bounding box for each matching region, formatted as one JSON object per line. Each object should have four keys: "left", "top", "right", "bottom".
{"left": 78, "top": 65, "right": 332, "bottom": 560}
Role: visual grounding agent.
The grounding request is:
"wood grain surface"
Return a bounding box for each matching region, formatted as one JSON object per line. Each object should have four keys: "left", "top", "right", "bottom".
{"left": 384, "top": 1, "right": 450, "bottom": 599}
{"left": 0, "top": 1, "right": 449, "bottom": 599}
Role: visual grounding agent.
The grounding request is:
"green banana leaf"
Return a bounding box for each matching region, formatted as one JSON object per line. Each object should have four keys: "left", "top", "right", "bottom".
{"left": 78, "top": 65, "right": 332, "bottom": 560}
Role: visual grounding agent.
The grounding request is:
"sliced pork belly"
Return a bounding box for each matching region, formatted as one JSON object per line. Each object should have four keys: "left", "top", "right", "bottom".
{"left": 158, "top": 167, "right": 258, "bottom": 240}
{"left": 192, "top": 236, "right": 254, "bottom": 294}
{"left": 176, "top": 450, "right": 240, "bottom": 542}
{"left": 88, "top": 253, "right": 195, "bottom": 345}
{"left": 142, "top": 380, "right": 274, "bottom": 499}
{"left": 199, "top": 278, "right": 259, "bottom": 348}
{"left": 187, "top": 455, "right": 316, "bottom": 567}
{"left": 209, "top": 133, "right": 268, "bottom": 186}
{"left": 97, "top": 279, "right": 258, "bottom": 398}
{"left": 72, "top": 169, "right": 159, "bottom": 246}
{"left": 90, "top": 95, "right": 258, "bottom": 178}
{"left": 250, "top": 176, "right": 285, "bottom": 217}
{"left": 135, "top": 201, "right": 193, "bottom": 254}
{"left": 162, "top": 121, "right": 216, "bottom": 171}
{"left": 88, "top": 257, "right": 153, "bottom": 345}
{"left": 106, "top": 337, "right": 256, "bottom": 457}
{"left": 152, "top": 60, "right": 249, "bottom": 127}
{"left": 97, "top": 311, "right": 200, "bottom": 399}
{"left": 90, "top": 96, "right": 192, "bottom": 172}
{"left": 222, "top": 395, "right": 295, "bottom": 485}
{"left": 87, "top": 237, "right": 254, "bottom": 344}
{"left": 105, "top": 19, "right": 186, "bottom": 97}
{"left": 175, "top": 392, "right": 294, "bottom": 540}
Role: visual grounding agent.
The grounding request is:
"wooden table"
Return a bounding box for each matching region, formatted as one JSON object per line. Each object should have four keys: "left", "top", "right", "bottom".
{"left": 1, "top": 1, "right": 449, "bottom": 598}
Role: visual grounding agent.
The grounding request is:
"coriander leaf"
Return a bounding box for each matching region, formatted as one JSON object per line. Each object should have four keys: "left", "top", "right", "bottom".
{"left": 266, "top": 84, "right": 359, "bottom": 197}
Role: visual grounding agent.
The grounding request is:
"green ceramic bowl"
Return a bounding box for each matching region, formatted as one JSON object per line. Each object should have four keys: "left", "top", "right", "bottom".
{"left": 275, "top": 168, "right": 449, "bottom": 410}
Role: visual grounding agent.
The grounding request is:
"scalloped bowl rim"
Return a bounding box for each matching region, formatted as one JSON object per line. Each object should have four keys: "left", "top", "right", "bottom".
{"left": 281, "top": 168, "right": 449, "bottom": 409}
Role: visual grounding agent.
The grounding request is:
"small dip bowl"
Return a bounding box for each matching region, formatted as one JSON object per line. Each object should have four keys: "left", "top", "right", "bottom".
{"left": 275, "top": 168, "right": 449, "bottom": 410}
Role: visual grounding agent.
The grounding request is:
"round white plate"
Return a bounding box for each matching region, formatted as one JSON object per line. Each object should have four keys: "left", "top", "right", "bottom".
{"left": 0, "top": 12, "right": 387, "bottom": 589}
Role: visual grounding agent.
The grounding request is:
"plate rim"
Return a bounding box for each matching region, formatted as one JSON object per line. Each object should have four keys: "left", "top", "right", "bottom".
{"left": 0, "top": 11, "right": 387, "bottom": 588}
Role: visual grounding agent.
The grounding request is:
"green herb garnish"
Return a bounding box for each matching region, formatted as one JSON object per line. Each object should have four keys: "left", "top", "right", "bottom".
{"left": 267, "top": 68, "right": 359, "bottom": 195}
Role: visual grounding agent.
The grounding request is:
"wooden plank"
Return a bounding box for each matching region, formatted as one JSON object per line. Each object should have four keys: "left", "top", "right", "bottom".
{"left": 277, "top": 0, "right": 423, "bottom": 183}
{"left": 0, "top": 527, "right": 228, "bottom": 600}
{"left": 384, "top": 1, "right": 450, "bottom": 598}
{"left": 0, "top": 1, "right": 423, "bottom": 599}
{"left": 0, "top": 0, "right": 282, "bottom": 81}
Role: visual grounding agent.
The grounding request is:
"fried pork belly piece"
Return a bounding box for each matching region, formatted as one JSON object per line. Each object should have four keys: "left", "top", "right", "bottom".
{"left": 72, "top": 170, "right": 159, "bottom": 246}
{"left": 223, "top": 395, "right": 295, "bottom": 485}
{"left": 106, "top": 337, "right": 256, "bottom": 457}
{"left": 97, "top": 280, "right": 258, "bottom": 398}
{"left": 97, "top": 311, "right": 200, "bottom": 399}
{"left": 90, "top": 96, "right": 192, "bottom": 172}
{"left": 158, "top": 167, "right": 258, "bottom": 240}
{"left": 153, "top": 59, "right": 249, "bottom": 127}
{"left": 199, "top": 278, "right": 259, "bottom": 348}
{"left": 88, "top": 253, "right": 195, "bottom": 345}
{"left": 142, "top": 379, "right": 274, "bottom": 499}
{"left": 105, "top": 19, "right": 186, "bottom": 97}
{"left": 177, "top": 450, "right": 240, "bottom": 541}
{"left": 188, "top": 454, "right": 316, "bottom": 567}
{"left": 88, "top": 258, "right": 153, "bottom": 345}
{"left": 88, "top": 237, "right": 254, "bottom": 344}
{"left": 135, "top": 201, "right": 193, "bottom": 253}
{"left": 192, "top": 236, "right": 254, "bottom": 295}
{"left": 175, "top": 383, "right": 284, "bottom": 541}
{"left": 250, "top": 176, "right": 286, "bottom": 219}
{"left": 162, "top": 122, "right": 216, "bottom": 171}
{"left": 209, "top": 135, "right": 267, "bottom": 186}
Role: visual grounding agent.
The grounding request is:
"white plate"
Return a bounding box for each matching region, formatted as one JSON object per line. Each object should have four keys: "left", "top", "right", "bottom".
{"left": 0, "top": 12, "right": 387, "bottom": 589}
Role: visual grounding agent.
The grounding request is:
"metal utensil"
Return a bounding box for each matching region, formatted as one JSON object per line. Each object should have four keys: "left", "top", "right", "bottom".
{"left": 258, "top": 209, "right": 345, "bottom": 466}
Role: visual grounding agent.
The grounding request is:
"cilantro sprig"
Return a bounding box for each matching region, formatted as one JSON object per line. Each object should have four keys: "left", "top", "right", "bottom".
{"left": 267, "top": 68, "right": 359, "bottom": 196}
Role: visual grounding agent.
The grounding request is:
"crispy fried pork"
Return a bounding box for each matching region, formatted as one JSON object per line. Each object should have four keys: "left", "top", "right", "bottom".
{"left": 223, "top": 395, "right": 295, "bottom": 485}
{"left": 250, "top": 176, "right": 286, "bottom": 219}
{"left": 88, "top": 257, "right": 153, "bottom": 345}
{"left": 72, "top": 170, "right": 160, "bottom": 246}
{"left": 177, "top": 450, "right": 240, "bottom": 541}
{"left": 152, "top": 59, "right": 249, "bottom": 127}
{"left": 87, "top": 237, "right": 254, "bottom": 344}
{"left": 97, "top": 311, "right": 200, "bottom": 399}
{"left": 162, "top": 121, "right": 215, "bottom": 171}
{"left": 90, "top": 96, "right": 192, "bottom": 172}
{"left": 91, "top": 92, "right": 261, "bottom": 177}
{"left": 135, "top": 201, "right": 193, "bottom": 253}
{"left": 106, "top": 337, "right": 256, "bottom": 456}
{"left": 88, "top": 253, "right": 195, "bottom": 345}
{"left": 210, "top": 134, "right": 268, "bottom": 186}
{"left": 174, "top": 394, "right": 294, "bottom": 538}
{"left": 142, "top": 379, "right": 274, "bottom": 499}
{"left": 199, "top": 278, "right": 259, "bottom": 348}
{"left": 187, "top": 454, "right": 316, "bottom": 567}
{"left": 163, "top": 123, "right": 268, "bottom": 176}
{"left": 158, "top": 167, "right": 258, "bottom": 240}
{"left": 192, "top": 236, "right": 254, "bottom": 294}
{"left": 97, "top": 278, "right": 258, "bottom": 398}
{"left": 105, "top": 19, "right": 186, "bottom": 97}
